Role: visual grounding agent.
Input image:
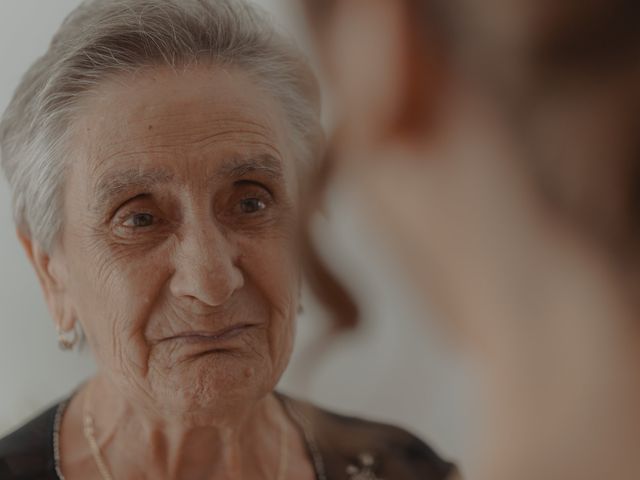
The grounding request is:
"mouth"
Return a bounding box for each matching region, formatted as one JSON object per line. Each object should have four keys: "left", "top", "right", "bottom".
{"left": 161, "top": 323, "right": 260, "bottom": 345}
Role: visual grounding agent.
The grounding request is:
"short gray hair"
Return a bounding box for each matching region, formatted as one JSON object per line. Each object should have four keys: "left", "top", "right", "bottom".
{"left": 0, "top": 0, "right": 321, "bottom": 251}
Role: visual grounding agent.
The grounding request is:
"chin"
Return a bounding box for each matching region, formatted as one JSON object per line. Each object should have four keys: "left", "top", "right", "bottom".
{"left": 147, "top": 353, "right": 281, "bottom": 422}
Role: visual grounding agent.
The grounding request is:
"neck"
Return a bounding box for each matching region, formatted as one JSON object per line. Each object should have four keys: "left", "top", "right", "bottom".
{"left": 81, "top": 375, "right": 287, "bottom": 480}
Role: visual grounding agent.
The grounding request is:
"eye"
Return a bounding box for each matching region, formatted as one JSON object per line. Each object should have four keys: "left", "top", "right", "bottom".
{"left": 122, "top": 212, "right": 155, "bottom": 228}
{"left": 238, "top": 197, "right": 267, "bottom": 214}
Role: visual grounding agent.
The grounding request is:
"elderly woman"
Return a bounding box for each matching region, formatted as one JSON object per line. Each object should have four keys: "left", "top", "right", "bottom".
{"left": 0, "top": 0, "right": 455, "bottom": 479}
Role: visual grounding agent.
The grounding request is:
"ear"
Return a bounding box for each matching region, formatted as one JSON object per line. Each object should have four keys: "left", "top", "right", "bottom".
{"left": 17, "top": 229, "right": 75, "bottom": 332}
{"left": 325, "top": 0, "right": 446, "bottom": 145}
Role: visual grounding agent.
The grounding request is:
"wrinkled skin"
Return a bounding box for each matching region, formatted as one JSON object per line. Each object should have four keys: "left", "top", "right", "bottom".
{"left": 23, "top": 65, "right": 315, "bottom": 479}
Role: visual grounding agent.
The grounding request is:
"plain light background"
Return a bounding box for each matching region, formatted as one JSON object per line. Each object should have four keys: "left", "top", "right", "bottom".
{"left": 0, "top": 0, "right": 475, "bottom": 464}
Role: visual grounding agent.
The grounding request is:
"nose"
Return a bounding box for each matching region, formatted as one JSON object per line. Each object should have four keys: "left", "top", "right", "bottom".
{"left": 169, "top": 224, "right": 244, "bottom": 308}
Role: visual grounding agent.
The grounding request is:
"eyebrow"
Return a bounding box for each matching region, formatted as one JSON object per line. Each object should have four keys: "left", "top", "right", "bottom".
{"left": 216, "top": 154, "right": 284, "bottom": 181}
{"left": 92, "top": 167, "right": 175, "bottom": 213}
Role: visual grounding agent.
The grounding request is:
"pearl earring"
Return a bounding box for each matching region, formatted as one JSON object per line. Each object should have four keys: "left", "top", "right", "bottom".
{"left": 57, "top": 323, "right": 79, "bottom": 351}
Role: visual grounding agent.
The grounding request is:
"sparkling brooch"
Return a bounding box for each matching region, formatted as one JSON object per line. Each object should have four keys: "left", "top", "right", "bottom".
{"left": 346, "top": 452, "right": 384, "bottom": 480}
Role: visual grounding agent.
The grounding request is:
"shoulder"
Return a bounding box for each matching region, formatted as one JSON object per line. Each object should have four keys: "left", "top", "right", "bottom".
{"left": 281, "top": 395, "right": 456, "bottom": 480}
{"left": 0, "top": 402, "right": 63, "bottom": 480}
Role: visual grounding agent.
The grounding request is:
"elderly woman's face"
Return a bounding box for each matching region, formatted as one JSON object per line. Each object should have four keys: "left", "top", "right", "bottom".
{"left": 54, "top": 66, "right": 300, "bottom": 416}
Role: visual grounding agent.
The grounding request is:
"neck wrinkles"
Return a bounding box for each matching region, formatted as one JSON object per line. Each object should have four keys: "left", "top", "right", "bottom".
{"left": 79, "top": 376, "right": 287, "bottom": 479}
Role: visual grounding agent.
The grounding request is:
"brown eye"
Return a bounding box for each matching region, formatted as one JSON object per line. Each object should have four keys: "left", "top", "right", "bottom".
{"left": 123, "top": 213, "right": 155, "bottom": 227}
{"left": 239, "top": 197, "right": 266, "bottom": 214}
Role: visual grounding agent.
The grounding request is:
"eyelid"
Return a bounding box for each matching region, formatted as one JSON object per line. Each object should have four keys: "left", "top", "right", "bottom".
{"left": 233, "top": 179, "right": 274, "bottom": 196}
{"left": 108, "top": 193, "right": 152, "bottom": 221}
{"left": 110, "top": 195, "right": 158, "bottom": 227}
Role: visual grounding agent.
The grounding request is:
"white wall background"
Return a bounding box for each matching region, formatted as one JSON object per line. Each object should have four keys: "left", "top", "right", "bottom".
{"left": 0, "top": 0, "right": 474, "bottom": 466}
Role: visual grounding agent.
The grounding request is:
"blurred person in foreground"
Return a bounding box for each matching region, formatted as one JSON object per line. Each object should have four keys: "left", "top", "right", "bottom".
{"left": 300, "top": 0, "right": 640, "bottom": 478}
{"left": 0, "top": 0, "right": 456, "bottom": 479}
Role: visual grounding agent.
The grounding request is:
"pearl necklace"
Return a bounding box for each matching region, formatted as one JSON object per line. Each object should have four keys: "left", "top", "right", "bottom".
{"left": 81, "top": 385, "right": 290, "bottom": 480}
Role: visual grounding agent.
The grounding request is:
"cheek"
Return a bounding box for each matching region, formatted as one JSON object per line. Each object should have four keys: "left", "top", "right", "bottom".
{"left": 239, "top": 236, "right": 299, "bottom": 360}
{"left": 242, "top": 235, "right": 299, "bottom": 305}
{"left": 68, "top": 237, "right": 170, "bottom": 374}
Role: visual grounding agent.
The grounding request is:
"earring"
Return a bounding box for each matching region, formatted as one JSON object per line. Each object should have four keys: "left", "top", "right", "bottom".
{"left": 57, "top": 323, "right": 79, "bottom": 351}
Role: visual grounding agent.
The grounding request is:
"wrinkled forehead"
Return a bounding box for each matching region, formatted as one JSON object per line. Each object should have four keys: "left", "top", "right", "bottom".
{"left": 67, "top": 65, "right": 297, "bottom": 189}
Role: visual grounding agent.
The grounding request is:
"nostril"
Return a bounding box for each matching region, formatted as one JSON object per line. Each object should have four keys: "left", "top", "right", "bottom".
{"left": 173, "top": 295, "right": 233, "bottom": 316}
{"left": 169, "top": 255, "right": 244, "bottom": 307}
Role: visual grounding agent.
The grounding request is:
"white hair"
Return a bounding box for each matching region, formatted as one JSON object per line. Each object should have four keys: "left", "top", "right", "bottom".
{"left": 0, "top": 0, "right": 321, "bottom": 252}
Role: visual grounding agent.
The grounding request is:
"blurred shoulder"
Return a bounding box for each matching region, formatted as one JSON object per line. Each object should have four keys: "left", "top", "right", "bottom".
{"left": 281, "top": 394, "right": 456, "bottom": 480}
{"left": 0, "top": 402, "right": 62, "bottom": 479}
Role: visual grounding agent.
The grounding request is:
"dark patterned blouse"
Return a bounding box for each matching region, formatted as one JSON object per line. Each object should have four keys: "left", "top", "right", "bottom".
{"left": 0, "top": 393, "right": 456, "bottom": 480}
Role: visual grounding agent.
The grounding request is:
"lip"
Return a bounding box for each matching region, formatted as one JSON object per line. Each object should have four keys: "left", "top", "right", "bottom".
{"left": 161, "top": 323, "right": 259, "bottom": 344}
